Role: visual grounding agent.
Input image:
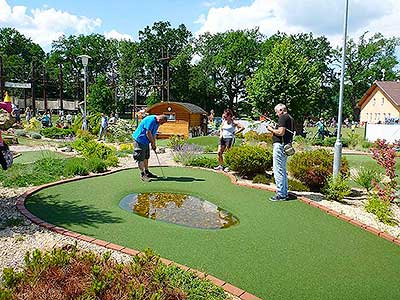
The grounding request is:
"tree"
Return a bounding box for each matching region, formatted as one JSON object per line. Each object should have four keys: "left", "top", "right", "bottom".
{"left": 193, "top": 29, "right": 263, "bottom": 114}
{"left": 334, "top": 32, "right": 400, "bottom": 121}
{"left": 87, "top": 74, "right": 114, "bottom": 114}
{"left": 246, "top": 38, "right": 321, "bottom": 131}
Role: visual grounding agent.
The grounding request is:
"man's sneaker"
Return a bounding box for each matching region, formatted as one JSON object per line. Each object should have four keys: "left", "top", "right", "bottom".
{"left": 145, "top": 171, "right": 158, "bottom": 178}
{"left": 214, "top": 165, "right": 223, "bottom": 171}
{"left": 140, "top": 174, "right": 151, "bottom": 182}
{"left": 270, "top": 195, "right": 287, "bottom": 202}
{"left": 223, "top": 167, "right": 230, "bottom": 172}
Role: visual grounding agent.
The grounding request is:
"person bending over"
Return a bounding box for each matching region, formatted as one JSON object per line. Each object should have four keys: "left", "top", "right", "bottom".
{"left": 132, "top": 114, "right": 168, "bottom": 181}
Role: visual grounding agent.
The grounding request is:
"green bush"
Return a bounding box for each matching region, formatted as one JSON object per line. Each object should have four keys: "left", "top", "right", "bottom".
{"left": 322, "top": 175, "right": 351, "bottom": 202}
{"left": 312, "top": 137, "right": 349, "bottom": 148}
{"left": 167, "top": 135, "right": 187, "bottom": 150}
{"left": 288, "top": 179, "right": 310, "bottom": 192}
{"left": 86, "top": 157, "right": 107, "bottom": 173}
{"left": 186, "top": 156, "right": 219, "bottom": 169}
{"left": 288, "top": 149, "right": 349, "bottom": 191}
{"left": 14, "top": 129, "right": 27, "bottom": 137}
{"left": 40, "top": 127, "right": 74, "bottom": 139}
{"left": 361, "top": 140, "right": 373, "bottom": 150}
{"left": 30, "top": 132, "right": 42, "bottom": 139}
{"left": 224, "top": 145, "right": 272, "bottom": 178}
{"left": 252, "top": 174, "right": 272, "bottom": 184}
{"left": 64, "top": 158, "right": 89, "bottom": 176}
{"left": 243, "top": 130, "right": 272, "bottom": 143}
{"left": 72, "top": 137, "right": 118, "bottom": 167}
{"left": 353, "top": 167, "right": 383, "bottom": 192}
{"left": 365, "top": 194, "right": 396, "bottom": 226}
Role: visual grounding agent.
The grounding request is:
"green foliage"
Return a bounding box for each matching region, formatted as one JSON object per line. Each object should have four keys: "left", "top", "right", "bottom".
{"left": 167, "top": 135, "right": 187, "bottom": 150}
{"left": 252, "top": 174, "right": 272, "bottom": 184}
{"left": 64, "top": 158, "right": 89, "bottom": 176}
{"left": 186, "top": 156, "right": 219, "bottom": 169}
{"left": 86, "top": 157, "right": 107, "bottom": 173}
{"left": 24, "top": 117, "right": 42, "bottom": 132}
{"left": 365, "top": 194, "right": 396, "bottom": 226}
{"left": 14, "top": 129, "right": 27, "bottom": 137}
{"left": 72, "top": 137, "right": 118, "bottom": 167}
{"left": 288, "top": 179, "right": 310, "bottom": 192}
{"left": 288, "top": 149, "right": 349, "bottom": 191}
{"left": 322, "top": 175, "right": 351, "bottom": 202}
{"left": 0, "top": 246, "right": 226, "bottom": 300}
{"left": 30, "top": 132, "right": 42, "bottom": 139}
{"left": 40, "top": 127, "right": 74, "bottom": 139}
{"left": 224, "top": 145, "right": 272, "bottom": 178}
{"left": 361, "top": 140, "right": 373, "bottom": 150}
{"left": 353, "top": 167, "right": 383, "bottom": 192}
{"left": 243, "top": 130, "right": 272, "bottom": 143}
{"left": 106, "top": 119, "right": 135, "bottom": 143}
{"left": 87, "top": 74, "right": 115, "bottom": 114}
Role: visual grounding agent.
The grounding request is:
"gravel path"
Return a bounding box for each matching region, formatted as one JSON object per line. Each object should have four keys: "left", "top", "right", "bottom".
{"left": 0, "top": 144, "right": 399, "bottom": 298}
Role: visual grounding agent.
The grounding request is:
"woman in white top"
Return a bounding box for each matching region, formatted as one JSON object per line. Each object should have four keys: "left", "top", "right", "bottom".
{"left": 214, "top": 108, "right": 244, "bottom": 171}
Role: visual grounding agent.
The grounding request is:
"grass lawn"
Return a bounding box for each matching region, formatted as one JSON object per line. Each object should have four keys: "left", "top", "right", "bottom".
{"left": 25, "top": 167, "right": 400, "bottom": 300}
{"left": 13, "top": 150, "right": 68, "bottom": 164}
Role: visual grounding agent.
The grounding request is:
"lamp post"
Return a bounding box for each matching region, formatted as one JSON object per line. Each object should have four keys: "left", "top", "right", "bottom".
{"left": 78, "top": 55, "right": 91, "bottom": 130}
{"left": 333, "top": 0, "right": 349, "bottom": 178}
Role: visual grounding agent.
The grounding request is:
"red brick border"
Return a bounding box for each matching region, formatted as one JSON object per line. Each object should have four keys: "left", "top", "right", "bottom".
{"left": 14, "top": 166, "right": 400, "bottom": 300}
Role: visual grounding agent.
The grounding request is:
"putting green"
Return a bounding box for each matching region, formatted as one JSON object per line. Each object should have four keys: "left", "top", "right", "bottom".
{"left": 25, "top": 167, "right": 400, "bottom": 299}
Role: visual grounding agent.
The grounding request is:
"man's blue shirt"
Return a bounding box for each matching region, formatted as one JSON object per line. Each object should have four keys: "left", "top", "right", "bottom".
{"left": 132, "top": 115, "right": 159, "bottom": 145}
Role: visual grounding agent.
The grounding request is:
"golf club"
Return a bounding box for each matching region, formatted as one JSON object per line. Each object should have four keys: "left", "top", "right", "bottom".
{"left": 154, "top": 149, "right": 166, "bottom": 179}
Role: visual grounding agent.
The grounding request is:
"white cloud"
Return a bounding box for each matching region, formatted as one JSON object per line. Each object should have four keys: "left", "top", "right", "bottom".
{"left": 0, "top": 0, "right": 101, "bottom": 49}
{"left": 104, "top": 30, "right": 134, "bottom": 41}
{"left": 195, "top": 0, "right": 400, "bottom": 47}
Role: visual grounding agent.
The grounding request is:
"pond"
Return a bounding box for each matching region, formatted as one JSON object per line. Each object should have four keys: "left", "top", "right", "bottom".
{"left": 119, "top": 192, "right": 238, "bottom": 229}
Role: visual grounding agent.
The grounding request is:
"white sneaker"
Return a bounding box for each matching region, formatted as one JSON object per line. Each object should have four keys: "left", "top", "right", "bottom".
{"left": 214, "top": 165, "right": 223, "bottom": 171}
{"left": 224, "top": 167, "right": 229, "bottom": 172}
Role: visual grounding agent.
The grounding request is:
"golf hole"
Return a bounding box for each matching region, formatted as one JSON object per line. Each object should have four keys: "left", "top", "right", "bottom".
{"left": 119, "top": 192, "right": 239, "bottom": 229}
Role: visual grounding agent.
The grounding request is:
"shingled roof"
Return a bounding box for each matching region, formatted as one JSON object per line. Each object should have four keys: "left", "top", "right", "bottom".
{"left": 359, "top": 81, "right": 400, "bottom": 108}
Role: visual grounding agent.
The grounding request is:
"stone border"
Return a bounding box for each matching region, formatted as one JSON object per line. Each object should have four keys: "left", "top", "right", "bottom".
{"left": 15, "top": 168, "right": 261, "bottom": 300}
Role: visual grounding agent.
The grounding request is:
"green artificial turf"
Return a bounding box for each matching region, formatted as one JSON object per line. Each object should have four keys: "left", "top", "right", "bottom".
{"left": 13, "top": 150, "right": 67, "bottom": 164}
{"left": 25, "top": 167, "right": 400, "bottom": 300}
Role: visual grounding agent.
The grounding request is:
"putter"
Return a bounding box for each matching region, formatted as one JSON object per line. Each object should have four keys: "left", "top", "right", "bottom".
{"left": 154, "top": 149, "right": 166, "bottom": 179}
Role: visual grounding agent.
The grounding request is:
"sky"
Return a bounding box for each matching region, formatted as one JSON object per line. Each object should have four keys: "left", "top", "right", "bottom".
{"left": 1, "top": 0, "right": 400, "bottom": 52}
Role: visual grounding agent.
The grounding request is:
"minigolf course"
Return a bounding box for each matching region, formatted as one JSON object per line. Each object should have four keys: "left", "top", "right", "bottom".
{"left": 24, "top": 167, "right": 400, "bottom": 299}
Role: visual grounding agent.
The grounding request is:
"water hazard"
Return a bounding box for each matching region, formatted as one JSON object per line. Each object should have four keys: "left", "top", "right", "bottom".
{"left": 119, "top": 193, "right": 239, "bottom": 229}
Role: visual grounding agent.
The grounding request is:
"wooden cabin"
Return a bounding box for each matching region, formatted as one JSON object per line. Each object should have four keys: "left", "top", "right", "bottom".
{"left": 146, "top": 102, "right": 208, "bottom": 138}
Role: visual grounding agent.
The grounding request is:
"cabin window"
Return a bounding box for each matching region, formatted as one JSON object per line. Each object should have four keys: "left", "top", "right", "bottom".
{"left": 372, "top": 98, "right": 376, "bottom": 106}
{"left": 164, "top": 112, "right": 176, "bottom": 122}
{"left": 381, "top": 98, "right": 384, "bottom": 105}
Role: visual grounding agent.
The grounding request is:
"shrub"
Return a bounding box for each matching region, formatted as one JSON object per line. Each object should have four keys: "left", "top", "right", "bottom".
{"left": 288, "top": 179, "right": 310, "bottom": 192}
{"left": 72, "top": 137, "right": 118, "bottom": 167}
{"left": 186, "top": 156, "right": 219, "bottom": 168}
{"left": 64, "top": 158, "right": 89, "bottom": 176}
{"left": 224, "top": 145, "right": 272, "bottom": 178}
{"left": 365, "top": 194, "right": 396, "bottom": 226}
{"left": 353, "top": 167, "right": 383, "bottom": 192}
{"left": 107, "top": 119, "right": 135, "bottom": 142}
{"left": 243, "top": 130, "right": 272, "bottom": 143}
{"left": 0, "top": 246, "right": 227, "bottom": 300}
{"left": 40, "top": 127, "right": 74, "bottom": 139}
{"left": 322, "top": 175, "right": 351, "bottom": 202}
{"left": 24, "top": 117, "right": 41, "bottom": 131}
{"left": 30, "top": 132, "right": 42, "bottom": 139}
{"left": 86, "top": 157, "right": 107, "bottom": 173}
{"left": 252, "top": 174, "right": 272, "bottom": 184}
{"left": 119, "top": 143, "right": 133, "bottom": 151}
{"left": 361, "top": 140, "right": 373, "bottom": 150}
{"left": 14, "top": 129, "right": 27, "bottom": 137}
{"left": 167, "top": 135, "right": 187, "bottom": 150}
{"left": 173, "top": 144, "right": 204, "bottom": 165}
{"left": 288, "top": 149, "right": 349, "bottom": 191}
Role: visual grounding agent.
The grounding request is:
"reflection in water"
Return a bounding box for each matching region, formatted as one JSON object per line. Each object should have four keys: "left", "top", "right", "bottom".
{"left": 119, "top": 193, "right": 239, "bottom": 229}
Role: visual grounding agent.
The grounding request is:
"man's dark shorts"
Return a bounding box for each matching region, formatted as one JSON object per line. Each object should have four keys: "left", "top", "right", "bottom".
{"left": 133, "top": 140, "right": 150, "bottom": 162}
{"left": 219, "top": 137, "right": 234, "bottom": 147}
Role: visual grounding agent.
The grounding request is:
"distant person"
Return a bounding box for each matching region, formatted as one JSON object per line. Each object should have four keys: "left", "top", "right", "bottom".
{"left": 13, "top": 104, "right": 21, "bottom": 124}
{"left": 214, "top": 109, "right": 244, "bottom": 172}
{"left": 25, "top": 106, "right": 32, "bottom": 123}
{"left": 208, "top": 109, "right": 215, "bottom": 123}
{"left": 108, "top": 112, "right": 116, "bottom": 125}
{"left": 98, "top": 112, "right": 108, "bottom": 141}
{"left": 316, "top": 118, "right": 325, "bottom": 139}
{"left": 66, "top": 113, "right": 72, "bottom": 127}
{"left": 132, "top": 114, "right": 168, "bottom": 181}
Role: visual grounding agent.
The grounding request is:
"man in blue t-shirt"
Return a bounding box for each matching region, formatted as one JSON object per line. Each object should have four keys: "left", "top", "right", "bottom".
{"left": 132, "top": 114, "right": 168, "bottom": 181}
